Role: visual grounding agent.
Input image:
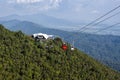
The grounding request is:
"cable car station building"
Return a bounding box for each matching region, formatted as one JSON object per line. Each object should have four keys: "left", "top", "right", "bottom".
{"left": 32, "top": 33, "right": 54, "bottom": 41}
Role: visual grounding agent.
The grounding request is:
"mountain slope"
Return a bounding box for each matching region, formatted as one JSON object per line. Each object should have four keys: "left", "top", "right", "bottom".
{"left": 0, "top": 25, "right": 120, "bottom": 80}
{"left": 68, "top": 32, "right": 120, "bottom": 71}
{"left": 1, "top": 20, "right": 120, "bottom": 72}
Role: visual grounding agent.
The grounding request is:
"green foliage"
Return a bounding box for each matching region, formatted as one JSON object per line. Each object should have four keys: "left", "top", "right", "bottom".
{"left": 0, "top": 25, "right": 120, "bottom": 80}
{"left": 1, "top": 20, "right": 120, "bottom": 71}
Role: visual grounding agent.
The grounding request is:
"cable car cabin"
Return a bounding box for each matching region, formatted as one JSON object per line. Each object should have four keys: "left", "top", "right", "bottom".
{"left": 71, "top": 47, "right": 75, "bottom": 51}
{"left": 62, "top": 44, "right": 68, "bottom": 51}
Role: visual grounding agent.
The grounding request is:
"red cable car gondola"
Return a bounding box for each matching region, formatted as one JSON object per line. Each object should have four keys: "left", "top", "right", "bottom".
{"left": 62, "top": 43, "right": 68, "bottom": 51}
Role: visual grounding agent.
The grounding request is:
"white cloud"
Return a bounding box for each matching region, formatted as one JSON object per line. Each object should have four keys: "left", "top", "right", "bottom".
{"left": 9, "top": 0, "right": 44, "bottom": 4}
{"left": 8, "top": 0, "right": 62, "bottom": 5}
{"left": 8, "top": 0, "right": 62, "bottom": 10}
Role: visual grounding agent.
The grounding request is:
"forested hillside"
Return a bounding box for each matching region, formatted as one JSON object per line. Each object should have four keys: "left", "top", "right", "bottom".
{"left": 1, "top": 20, "right": 120, "bottom": 72}
{"left": 0, "top": 24, "right": 120, "bottom": 80}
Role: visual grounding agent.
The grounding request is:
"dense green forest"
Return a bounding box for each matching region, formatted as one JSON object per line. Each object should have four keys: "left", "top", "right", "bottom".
{"left": 1, "top": 20, "right": 120, "bottom": 71}
{"left": 0, "top": 24, "right": 120, "bottom": 80}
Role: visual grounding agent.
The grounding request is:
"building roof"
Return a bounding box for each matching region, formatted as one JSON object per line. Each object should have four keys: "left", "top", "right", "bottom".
{"left": 33, "top": 33, "right": 53, "bottom": 39}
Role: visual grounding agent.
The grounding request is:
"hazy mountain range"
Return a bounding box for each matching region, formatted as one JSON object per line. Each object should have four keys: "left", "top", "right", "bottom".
{"left": 0, "top": 14, "right": 120, "bottom": 36}
{"left": 0, "top": 14, "right": 79, "bottom": 29}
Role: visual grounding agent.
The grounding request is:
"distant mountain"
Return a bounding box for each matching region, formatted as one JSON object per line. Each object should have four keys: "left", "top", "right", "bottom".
{"left": 0, "top": 14, "right": 120, "bottom": 36}
{"left": 0, "top": 14, "right": 78, "bottom": 29}
{"left": 0, "top": 19, "right": 21, "bottom": 29}
{"left": 0, "top": 20, "right": 70, "bottom": 37}
{"left": 0, "top": 20, "right": 120, "bottom": 72}
{"left": 0, "top": 25, "right": 120, "bottom": 80}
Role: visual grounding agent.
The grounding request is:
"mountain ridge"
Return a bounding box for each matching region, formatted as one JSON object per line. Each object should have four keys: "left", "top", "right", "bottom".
{"left": 0, "top": 15, "right": 120, "bottom": 35}
{"left": 0, "top": 20, "right": 120, "bottom": 72}
{"left": 0, "top": 14, "right": 78, "bottom": 28}
{"left": 0, "top": 24, "right": 120, "bottom": 80}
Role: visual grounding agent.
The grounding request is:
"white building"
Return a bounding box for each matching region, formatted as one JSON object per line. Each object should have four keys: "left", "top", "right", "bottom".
{"left": 32, "top": 33, "right": 54, "bottom": 40}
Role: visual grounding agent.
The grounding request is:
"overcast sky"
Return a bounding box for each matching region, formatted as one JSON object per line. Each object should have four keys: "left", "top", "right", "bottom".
{"left": 0, "top": 0, "right": 120, "bottom": 23}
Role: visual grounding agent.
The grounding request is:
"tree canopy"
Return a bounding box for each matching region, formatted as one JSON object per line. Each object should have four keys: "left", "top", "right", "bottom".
{"left": 0, "top": 24, "right": 120, "bottom": 80}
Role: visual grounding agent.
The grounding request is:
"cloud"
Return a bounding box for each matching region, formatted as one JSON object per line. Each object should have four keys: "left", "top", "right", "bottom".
{"left": 9, "top": 0, "right": 44, "bottom": 4}
{"left": 8, "top": 0, "right": 62, "bottom": 11}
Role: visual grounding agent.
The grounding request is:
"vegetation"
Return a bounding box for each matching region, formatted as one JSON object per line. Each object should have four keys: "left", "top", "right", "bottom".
{"left": 0, "top": 24, "right": 120, "bottom": 80}
{"left": 1, "top": 20, "right": 120, "bottom": 71}
{"left": 68, "top": 32, "right": 120, "bottom": 72}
